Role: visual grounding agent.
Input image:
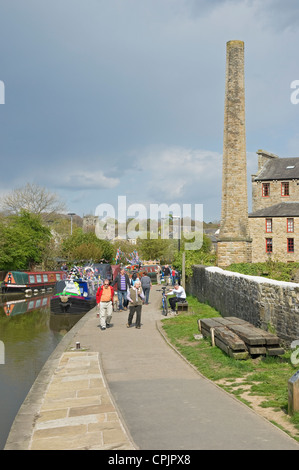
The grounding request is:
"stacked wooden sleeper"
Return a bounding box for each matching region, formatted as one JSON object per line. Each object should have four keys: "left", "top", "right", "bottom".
{"left": 198, "top": 316, "right": 284, "bottom": 360}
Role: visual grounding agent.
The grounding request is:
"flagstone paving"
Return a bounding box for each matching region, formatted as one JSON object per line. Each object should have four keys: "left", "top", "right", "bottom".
{"left": 29, "top": 351, "right": 135, "bottom": 450}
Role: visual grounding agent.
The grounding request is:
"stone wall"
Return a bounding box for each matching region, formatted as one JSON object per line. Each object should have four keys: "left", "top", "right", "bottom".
{"left": 187, "top": 265, "right": 299, "bottom": 345}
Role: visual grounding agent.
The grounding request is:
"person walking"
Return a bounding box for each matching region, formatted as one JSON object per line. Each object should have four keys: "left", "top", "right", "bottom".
{"left": 96, "top": 279, "right": 114, "bottom": 330}
{"left": 141, "top": 272, "right": 152, "bottom": 304}
{"left": 171, "top": 267, "right": 177, "bottom": 286}
{"left": 131, "top": 271, "right": 140, "bottom": 286}
{"left": 126, "top": 280, "right": 144, "bottom": 329}
{"left": 112, "top": 268, "right": 130, "bottom": 311}
{"left": 163, "top": 265, "right": 171, "bottom": 285}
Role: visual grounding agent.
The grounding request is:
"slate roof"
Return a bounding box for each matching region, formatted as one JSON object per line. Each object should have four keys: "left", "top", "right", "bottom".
{"left": 249, "top": 202, "right": 299, "bottom": 218}
{"left": 254, "top": 157, "right": 299, "bottom": 181}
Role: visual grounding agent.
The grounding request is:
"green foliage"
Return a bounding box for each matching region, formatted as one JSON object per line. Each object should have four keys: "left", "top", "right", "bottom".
{"left": 136, "top": 236, "right": 177, "bottom": 263}
{"left": 291, "top": 412, "right": 299, "bottom": 429}
{"left": 0, "top": 211, "right": 51, "bottom": 270}
{"left": 61, "top": 228, "right": 114, "bottom": 263}
{"left": 226, "top": 260, "right": 299, "bottom": 282}
{"left": 172, "top": 233, "right": 216, "bottom": 277}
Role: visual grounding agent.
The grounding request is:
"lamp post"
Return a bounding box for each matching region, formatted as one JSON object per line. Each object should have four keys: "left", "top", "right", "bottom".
{"left": 173, "top": 215, "right": 185, "bottom": 288}
{"left": 68, "top": 212, "right": 75, "bottom": 235}
{"left": 172, "top": 215, "right": 181, "bottom": 252}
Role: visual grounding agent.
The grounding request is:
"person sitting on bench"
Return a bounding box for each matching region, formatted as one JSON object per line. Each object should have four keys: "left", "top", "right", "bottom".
{"left": 166, "top": 284, "right": 186, "bottom": 312}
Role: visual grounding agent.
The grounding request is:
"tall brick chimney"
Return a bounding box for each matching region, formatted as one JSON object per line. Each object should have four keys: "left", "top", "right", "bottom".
{"left": 217, "top": 40, "right": 252, "bottom": 267}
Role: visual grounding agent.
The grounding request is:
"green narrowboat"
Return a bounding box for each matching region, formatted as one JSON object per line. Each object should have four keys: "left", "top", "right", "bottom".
{"left": 1, "top": 271, "right": 67, "bottom": 294}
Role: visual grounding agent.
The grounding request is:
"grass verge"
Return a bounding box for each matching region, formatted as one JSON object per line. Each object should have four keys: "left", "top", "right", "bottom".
{"left": 161, "top": 294, "right": 299, "bottom": 441}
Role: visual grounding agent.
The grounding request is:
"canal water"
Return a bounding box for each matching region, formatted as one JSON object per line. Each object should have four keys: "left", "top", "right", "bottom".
{"left": 0, "top": 292, "right": 84, "bottom": 449}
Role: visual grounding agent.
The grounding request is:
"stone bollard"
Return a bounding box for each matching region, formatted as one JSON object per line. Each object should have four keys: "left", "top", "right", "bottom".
{"left": 288, "top": 370, "right": 299, "bottom": 415}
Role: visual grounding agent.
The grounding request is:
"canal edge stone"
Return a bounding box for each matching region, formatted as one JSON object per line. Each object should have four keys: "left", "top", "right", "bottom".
{"left": 3, "top": 307, "right": 136, "bottom": 450}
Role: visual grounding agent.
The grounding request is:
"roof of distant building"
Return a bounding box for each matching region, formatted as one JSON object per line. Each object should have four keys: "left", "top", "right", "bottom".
{"left": 254, "top": 157, "right": 299, "bottom": 181}
{"left": 249, "top": 202, "right": 299, "bottom": 218}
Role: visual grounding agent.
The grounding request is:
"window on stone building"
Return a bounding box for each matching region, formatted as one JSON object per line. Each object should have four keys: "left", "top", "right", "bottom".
{"left": 266, "top": 238, "right": 273, "bottom": 253}
{"left": 262, "top": 183, "right": 270, "bottom": 197}
{"left": 265, "top": 218, "right": 272, "bottom": 233}
{"left": 287, "top": 238, "right": 294, "bottom": 253}
{"left": 287, "top": 218, "right": 294, "bottom": 233}
{"left": 281, "top": 182, "right": 290, "bottom": 196}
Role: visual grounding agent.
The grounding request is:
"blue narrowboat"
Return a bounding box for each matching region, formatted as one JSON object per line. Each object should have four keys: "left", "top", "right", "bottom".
{"left": 50, "top": 278, "right": 98, "bottom": 314}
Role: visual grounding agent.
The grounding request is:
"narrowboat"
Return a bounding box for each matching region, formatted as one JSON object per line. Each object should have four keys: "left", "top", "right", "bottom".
{"left": 0, "top": 270, "right": 67, "bottom": 294}
{"left": 50, "top": 278, "right": 98, "bottom": 314}
{"left": 125, "top": 264, "right": 159, "bottom": 281}
{"left": 1, "top": 294, "right": 51, "bottom": 316}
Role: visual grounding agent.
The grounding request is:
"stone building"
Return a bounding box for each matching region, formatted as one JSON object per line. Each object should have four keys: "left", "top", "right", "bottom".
{"left": 83, "top": 215, "right": 97, "bottom": 232}
{"left": 217, "top": 40, "right": 299, "bottom": 266}
{"left": 249, "top": 150, "right": 299, "bottom": 263}
{"left": 217, "top": 40, "right": 252, "bottom": 266}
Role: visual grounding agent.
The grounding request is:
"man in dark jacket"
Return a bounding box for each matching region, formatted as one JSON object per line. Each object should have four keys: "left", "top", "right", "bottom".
{"left": 162, "top": 265, "right": 171, "bottom": 285}
{"left": 112, "top": 268, "right": 130, "bottom": 310}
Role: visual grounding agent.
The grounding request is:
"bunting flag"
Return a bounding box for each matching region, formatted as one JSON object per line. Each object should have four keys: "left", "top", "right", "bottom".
{"left": 115, "top": 248, "right": 121, "bottom": 263}
{"left": 67, "top": 264, "right": 99, "bottom": 282}
{"left": 115, "top": 248, "right": 142, "bottom": 266}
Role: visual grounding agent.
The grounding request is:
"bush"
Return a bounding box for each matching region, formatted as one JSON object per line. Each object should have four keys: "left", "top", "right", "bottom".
{"left": 226, "top": 261, "right": 299, "bottom": 282}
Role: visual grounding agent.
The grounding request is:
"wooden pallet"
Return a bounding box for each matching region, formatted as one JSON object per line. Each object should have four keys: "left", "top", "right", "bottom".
{"left": 198, "top": 316, "right": 284, "bottom": 359}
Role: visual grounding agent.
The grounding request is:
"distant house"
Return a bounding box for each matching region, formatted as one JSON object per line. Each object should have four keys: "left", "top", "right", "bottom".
{"left": 203, "top": 227, "right": 219, "bottom": 252}
{"left": 249, "top": 150, "right": 299, "bottom": 262}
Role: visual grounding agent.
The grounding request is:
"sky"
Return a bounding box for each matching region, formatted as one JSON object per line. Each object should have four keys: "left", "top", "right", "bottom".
{"left": 0, "top": 0, "right": 299, "bottom": 223}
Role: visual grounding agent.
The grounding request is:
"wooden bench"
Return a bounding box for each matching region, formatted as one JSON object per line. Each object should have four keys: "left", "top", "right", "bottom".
{"left": 176, "top": 301, "right": 188, "bottom": 313}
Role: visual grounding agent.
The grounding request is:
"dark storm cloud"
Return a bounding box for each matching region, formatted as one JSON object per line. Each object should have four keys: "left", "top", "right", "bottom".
{"left": 0, "top": 0, "right": 299, "bottom": 220}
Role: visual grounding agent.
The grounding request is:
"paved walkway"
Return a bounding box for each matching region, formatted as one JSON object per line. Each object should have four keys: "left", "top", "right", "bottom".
{"left": 5, "top": 285, "right": 299, "bottom": 450}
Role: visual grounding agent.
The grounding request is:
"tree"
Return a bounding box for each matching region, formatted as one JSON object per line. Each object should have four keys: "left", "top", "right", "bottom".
{"left": 137, "top": 236, "right": 177, "bottom": 263}
{"left": 61, "top": 228, "right": 114, "bottom": 264}
{"left": 0, "top": 182, "right": 66, "bottom": 217}
{"left": 0, "top": 211, "right": 51, "bottom": 270}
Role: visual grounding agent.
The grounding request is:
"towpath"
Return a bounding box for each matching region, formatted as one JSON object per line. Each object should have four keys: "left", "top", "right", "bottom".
{"left": 5, "top": 285, "right": 299, "bottom": 450}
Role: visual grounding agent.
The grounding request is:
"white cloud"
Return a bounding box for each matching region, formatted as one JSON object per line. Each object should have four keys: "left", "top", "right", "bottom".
{"left": 58, "top": 171, "right": 119, "bottom": 190}
{"left": 130, "top": 145, "right": 223, "bottom": 207}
